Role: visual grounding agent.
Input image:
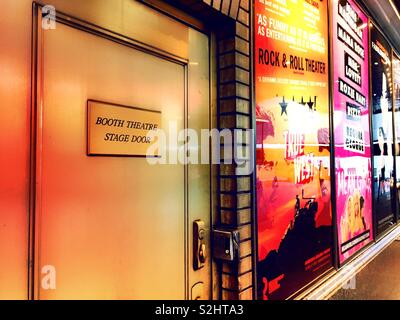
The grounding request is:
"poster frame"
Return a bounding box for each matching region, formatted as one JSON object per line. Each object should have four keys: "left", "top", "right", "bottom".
{"left": 369, "top": 22, "right": 398, "bottom": 240}
{"left": 330, "top": 0, "right": 375, "bottom": 268}
{"left": 251, "top": 0, "right": 260, "bottom": 300}
{"left": 254, "top": 0, "right": 336, "bottom": 298}
{"left": 391, "top": 50, "right": 400, "bottom": 225}
{"left": 328, "top": 0, "right": 340, "bottom": 272}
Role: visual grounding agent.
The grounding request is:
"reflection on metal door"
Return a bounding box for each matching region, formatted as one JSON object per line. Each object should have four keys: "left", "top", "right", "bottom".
{"left": 34, "top": 7, "right": 210, "bottom": 300}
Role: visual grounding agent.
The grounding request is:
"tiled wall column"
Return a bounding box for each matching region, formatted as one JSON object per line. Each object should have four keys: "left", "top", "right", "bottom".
{"left": 215, "top": 1, "right": 253, "bottom": 300}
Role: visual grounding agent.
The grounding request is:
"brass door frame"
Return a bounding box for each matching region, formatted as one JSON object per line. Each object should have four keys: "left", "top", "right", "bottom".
{"left": 30, "top": 2, "right": 212, "bottom": 300}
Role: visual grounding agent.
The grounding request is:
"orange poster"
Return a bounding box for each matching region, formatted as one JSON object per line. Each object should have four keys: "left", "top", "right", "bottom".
{"left": 255, "top": 0, "right": 333, "bottom": 300}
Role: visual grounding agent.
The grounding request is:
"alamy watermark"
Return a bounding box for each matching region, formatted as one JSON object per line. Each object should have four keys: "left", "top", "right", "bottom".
{"left": 144, "top": 121, "right": 254, "bottom": 174}
{"left": 342, "top": 276, "right": 357, "bottom": 290}
{"left": 41, "top": 265, "right": 56, "bottom": 290}
{"left": 42, "top": 5, "right": 57, "bottom": 30}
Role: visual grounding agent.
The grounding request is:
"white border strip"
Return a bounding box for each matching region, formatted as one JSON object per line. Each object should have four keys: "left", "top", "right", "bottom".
{"left": 297, "top": 225, "right": 400, "bottom": 300}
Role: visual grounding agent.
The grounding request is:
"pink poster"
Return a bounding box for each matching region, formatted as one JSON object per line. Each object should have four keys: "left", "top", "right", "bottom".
{"left": 332, "top": 0, "right": 373, "bottom": 264}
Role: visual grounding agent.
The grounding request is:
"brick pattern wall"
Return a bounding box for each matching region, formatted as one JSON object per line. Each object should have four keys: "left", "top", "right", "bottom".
{"left": 213, "top": 0, "right": 254, "bottom": 301}
{"left": 166, "top": 0, "right": 254, "bottom": 300}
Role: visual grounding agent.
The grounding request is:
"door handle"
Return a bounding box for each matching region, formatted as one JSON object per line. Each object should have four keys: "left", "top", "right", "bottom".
{"left": 193, "top": 220, "right": 206, "bottom": 270}
{"left": 199, "top": 243, "right": 207, "bottom": 264}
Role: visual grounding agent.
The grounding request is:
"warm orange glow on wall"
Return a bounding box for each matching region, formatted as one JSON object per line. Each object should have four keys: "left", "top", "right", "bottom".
{"left": 0, "top": 0, "right": 31, "bottom": 300}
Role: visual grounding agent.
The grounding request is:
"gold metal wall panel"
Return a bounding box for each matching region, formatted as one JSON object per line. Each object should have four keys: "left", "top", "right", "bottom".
{"left": 187, "top": 29, "right": 211, "bottom": 300}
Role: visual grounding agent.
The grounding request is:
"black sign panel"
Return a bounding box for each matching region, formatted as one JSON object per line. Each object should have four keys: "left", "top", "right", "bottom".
{"left": 345, "top": 52, "right": 362, "bottom": 86}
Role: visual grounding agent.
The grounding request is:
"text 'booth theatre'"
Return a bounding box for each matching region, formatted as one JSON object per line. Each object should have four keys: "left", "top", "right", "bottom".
{"left": 2, "top": 0, "right": 400, "bottom": 300}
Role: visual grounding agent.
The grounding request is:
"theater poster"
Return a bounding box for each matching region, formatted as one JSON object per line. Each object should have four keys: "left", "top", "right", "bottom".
{"left": 370, "top": 26, "right": 395, "bottom": 235}
{"left": 255, "top": 0, "right": 333, "bottom": 300}
{"left": 393, "top": 53, "right": 400, "bottom": 216}
{"left": 332, "top": 0, "right": 373, "bottom": 264}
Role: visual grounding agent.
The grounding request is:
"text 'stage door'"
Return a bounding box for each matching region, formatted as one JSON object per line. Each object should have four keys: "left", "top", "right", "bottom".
{"left": 255, "top": 0, "right": 333, "bottom": 300}
{"left": 332, "top": 0, "right": 373, "bottom": 264}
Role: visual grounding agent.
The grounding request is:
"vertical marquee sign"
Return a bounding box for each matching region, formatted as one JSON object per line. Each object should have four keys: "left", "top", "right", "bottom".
{"left": 332, "top": 0, "right": 373, "bottom": 264}
{"left": 255, "top": 0, "right": 333, "bottom": 300}
{"left": 370, "top": 26, "right": 395, "bottom": 235}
